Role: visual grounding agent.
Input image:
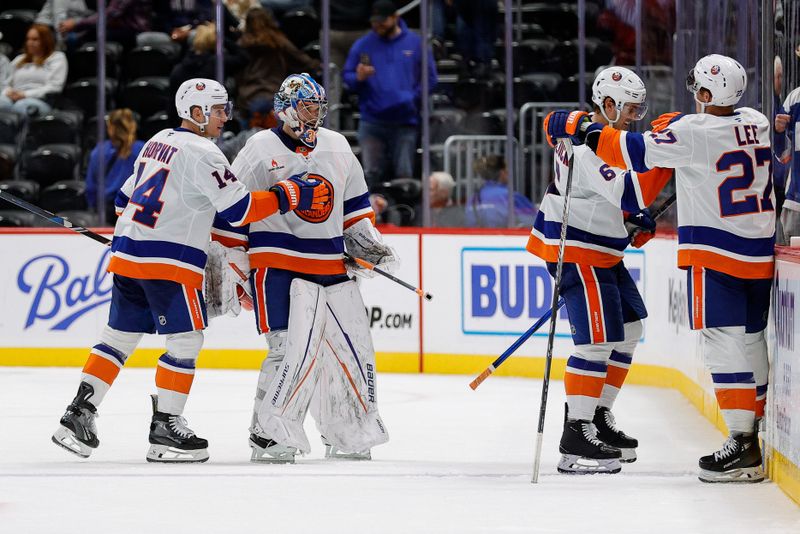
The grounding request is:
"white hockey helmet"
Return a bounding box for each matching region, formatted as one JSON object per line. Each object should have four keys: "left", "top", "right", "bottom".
{"left": 175, "top": 78, "right": 233, "bottom": 132}
{"left": 591, "top": 66, "right": 648, "bottom": 126}
{"left": 686, "top": 54, "right": 747, "bottom": 109}
{"left": 274, "top": 73, "right": 328, "bottom": 148}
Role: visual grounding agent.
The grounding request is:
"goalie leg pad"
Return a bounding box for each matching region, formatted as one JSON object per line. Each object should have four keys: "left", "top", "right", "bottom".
{"left": 312, "top": 280, "right": 389, "bottom": 454}
{"left": 257, "top": 279, "right": 328, "bottom": 453}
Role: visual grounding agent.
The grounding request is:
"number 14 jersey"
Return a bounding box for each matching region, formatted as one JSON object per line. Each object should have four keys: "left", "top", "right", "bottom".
{"left": 596, "top": 108, "right": 775, "bottom": 279}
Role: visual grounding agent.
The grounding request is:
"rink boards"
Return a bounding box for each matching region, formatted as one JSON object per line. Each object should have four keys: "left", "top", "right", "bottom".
{"left": 0, "top": 227, "right": 798, "bottom": 504}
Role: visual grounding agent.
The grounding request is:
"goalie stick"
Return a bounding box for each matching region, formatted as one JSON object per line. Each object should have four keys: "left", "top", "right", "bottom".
{"left": 345, "top": 252, "right": 433, "bottom": 301}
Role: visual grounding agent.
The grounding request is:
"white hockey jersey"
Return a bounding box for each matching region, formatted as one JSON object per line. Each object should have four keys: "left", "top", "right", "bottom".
{"left": 111, "top": 127, "right": 279, "bottom": 288}
{"left": 211, "top": 126, "right": 374, "bottom": 275}
{"left": 527, "top": 139, "right": 671, "bottom": 267}
{"left": 595, "top": 108, "right": 775, "bottom": 279}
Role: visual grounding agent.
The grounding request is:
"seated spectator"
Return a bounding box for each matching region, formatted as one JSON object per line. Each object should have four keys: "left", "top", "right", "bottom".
{"left": 464, "top": 155, "right": 535, "bottom": 228}
{"left": 235, "top": 6, "right": 320, "bottom": 114}
{"left": 428, "top": 171, "right": 464, "bottom": 227}
{"left": 85, "top": 109, "right": 145, "bottom": 222}
{"left": 58, "top": 0, "right": 153, "bottom": 50}
{"left": 169, "top": 21, "right": 247, "bottom": 122}
{"left": 35, "top": 0, "right": 93, "bottom": 47}
{"left": 0, "top": 25, "right": 67, "bottom": 117}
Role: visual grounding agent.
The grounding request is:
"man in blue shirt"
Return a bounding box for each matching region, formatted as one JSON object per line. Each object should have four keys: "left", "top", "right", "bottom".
{"left": 343, "top": 0, "right": 437, "bottom": 188}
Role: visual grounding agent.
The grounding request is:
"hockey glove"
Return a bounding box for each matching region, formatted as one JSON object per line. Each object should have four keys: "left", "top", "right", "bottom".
{"left": 543, "top": 110, "right": 591, "bottom": 147}
{"left": 625, "top": 208, "right": 656, "bottom": 248}
{"left": 344, "top": 218, "right": 400, "bottom": 279}
{"left": 270, "top": 173, "right": 331, "bottom": 214}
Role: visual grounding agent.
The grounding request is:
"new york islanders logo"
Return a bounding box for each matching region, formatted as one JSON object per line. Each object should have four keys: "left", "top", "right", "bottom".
{"left": 196, "top": 82, "right": 206, "bottom": 90}
{"left": 710, "top": 65, "right": 720, "bottom": 75}
{"left": 611, "top": 71, "right": 622, "bottom": 81}
{"left": 295, "top": 173, "right": 334, "bottom": 224}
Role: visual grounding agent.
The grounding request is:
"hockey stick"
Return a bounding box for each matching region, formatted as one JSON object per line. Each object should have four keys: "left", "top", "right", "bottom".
{"left": 532, "top": 138, "right": 576, "bottom": 484}
{"left": 468, "top": 297, "right": 565, "bottom": 390}
{"left": 344, "top": 252, "right": 433, "bottom": 301}
{"left": 0, "top": 189, "right": 112, "bottom": 246}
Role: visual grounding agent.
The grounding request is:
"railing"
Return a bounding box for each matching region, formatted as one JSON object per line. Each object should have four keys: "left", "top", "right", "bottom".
{"left": 443, "top": 135, "right": 521, "bottom": 205}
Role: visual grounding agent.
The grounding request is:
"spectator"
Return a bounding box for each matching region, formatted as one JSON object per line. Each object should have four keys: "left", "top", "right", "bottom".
{"left": 235, "top": 6, "right": 320, "bottom": 114}
{"left": 169, "top": 21, "right": 247, "bottom": 122}
{"left": 428, "top": 171, "right": 464, "bottom": 227}
{"left": 58, "top": 0, "right": 153, "bottom": 50}
{"left": 85, "top": 109, "right": 145, "bottom": 222}
{"left": 158, "top": 1, "right": 240, "bottom": 45}
{"left": 464, "top": 155, "right": 535, "bottom": 228}
{"left": 35, "top": 0, "right": 92, "bottom": 47}
{"left": 0, "top": 24, "right": 67, "bottom": 117}
{"left": 453, "top": 0, "right": 496, "bottom": 80}
{"left": 343, "top": 0, "right": 438, "bottom": 187}
{"left": 226, "top": 0, "right": 261, "bottom": 21}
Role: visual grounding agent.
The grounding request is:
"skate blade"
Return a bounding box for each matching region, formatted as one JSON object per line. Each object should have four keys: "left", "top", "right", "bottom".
{"left": 146, "top": 444, "right": 209, "bottom": 463}
{"left": 698, "top": 466, "right": 764, "bottom": 483}
{"left": 557, "top": 454, "right": 622, "bottom": 474}
{"left": 52, "top": 426, "right": 93, "bottom": 458}
{"left": 249, "top": 439, "right": 296, "bottom": 464}
{"left": 324, "top": 445, "right": 371, "bottom": 461}
{"left": 619, "top": 448, "right": 637, "bottom": 463}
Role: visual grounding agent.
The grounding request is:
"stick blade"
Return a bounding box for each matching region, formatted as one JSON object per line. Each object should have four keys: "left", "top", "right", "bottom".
{"left": 469, "top": 368, "right": 493, "bottom": 390}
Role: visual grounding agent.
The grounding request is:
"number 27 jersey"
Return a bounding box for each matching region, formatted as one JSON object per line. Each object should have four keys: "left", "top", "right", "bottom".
{"left": 599, "top": 108, "right": 775, "bottom": 279}
{"left": 110, "top": 128, "right": 261, "bottom": 289}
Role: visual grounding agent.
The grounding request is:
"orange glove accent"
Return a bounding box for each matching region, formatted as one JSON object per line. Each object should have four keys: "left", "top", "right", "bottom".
{"left": 650, "top": 111, "right": 682, "bottom": 133}
{"left": 631, "top": 229, "right": 655, "bottom": 248}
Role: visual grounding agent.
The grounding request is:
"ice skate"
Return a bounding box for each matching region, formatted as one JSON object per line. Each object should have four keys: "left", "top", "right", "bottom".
{"left": 52, "top": 382, "right": 99, "bottom": 459}
{"left": 322, "top": 436, "right": 371, "bottom": 461}
{"left": 698, "top": 434, "right": 764, "bottom": 483}
{"left": 593, "top": 406, "right": 638, "bottom": 463}
{"left": 249, "top": 433, "right": 297, "bottom": 464}
{"left": 146, "top": 395, "right": 209, "bottom": 463}
{"left": 558, "top": 415, "right": 622, "bottom": 475}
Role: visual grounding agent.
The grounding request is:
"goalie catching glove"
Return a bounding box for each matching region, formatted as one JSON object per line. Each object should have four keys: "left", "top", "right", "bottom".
{"left": 343, "top": 218, "right": 400, "bottom": 279}
{"left": 270, "top": 172, "right": 331, "bottom": 214}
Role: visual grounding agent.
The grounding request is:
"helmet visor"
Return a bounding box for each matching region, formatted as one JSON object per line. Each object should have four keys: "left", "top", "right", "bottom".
{"left": 685, "top": 69, "right": 700, "bottom": 94}
{"left": 209, "top": 101, "right": 234, "bottom": 122}
{"left": 622, "top": 100, "right": 648, "bottom": 121}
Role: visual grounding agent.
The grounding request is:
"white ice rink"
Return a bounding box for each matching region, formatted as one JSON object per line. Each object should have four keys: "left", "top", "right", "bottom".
{"left": 2, "top": 367, "right": 799, "bottom": 533}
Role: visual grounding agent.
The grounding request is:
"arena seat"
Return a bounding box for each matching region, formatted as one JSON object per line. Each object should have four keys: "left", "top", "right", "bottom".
{"left": 60, "top": 210, "right": 99, "bottom": 228}
{"left": 40, "top": 181, "right": 87, "bottom": 213}
{"left": 139, "top": 112, "right": 171, "bottom": 141}
{"left": 0, "top": 210, "right": 26, "bottom": 227}
{"left": 60, "top": 78, "right": 119, "bottom": 118}
{"left": 25, "top": 111, "right": 83, "bottom": 149}
{"left": 0, "top": 110, "right": 21, "bottom": 144}
{"left": 67, "top": 42, "right": 124, "bottom": 81}
{"left": 430, "top": 108, "right": 466, "bottom": 144}
{"left": 462, "top": 111, "right": 504, "bottom": 136}
{"left": 0, "top": 143, "right": 17, "bottom": 181}
{"left": 119, "top": 77, "right": 170, "bottom": 118}
{"left": 136, "top": 32, "right": 178, "bottom": 52}
{"left": 0, "top": 10, "right": 35, "bottom": 52}
{"left": 509, "top": 39, "right": 556, "bottom": 76}
{"left": 125, "top": 46, "right": 179, "bottom": 80}
{"left": 24, "top": 144, "right": 81, "bottom": 187}
{"left": 280, "top": 9, "right": 320, "bottom": 50}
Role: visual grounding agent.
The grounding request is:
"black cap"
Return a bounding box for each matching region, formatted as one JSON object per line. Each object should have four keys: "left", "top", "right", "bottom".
{"left": 370, "top": 0, "right": 396, "bottom": 23}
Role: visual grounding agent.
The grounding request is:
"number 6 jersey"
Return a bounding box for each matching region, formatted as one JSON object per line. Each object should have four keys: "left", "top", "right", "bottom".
{"left": 109, "top": 127, "right": 281, "bottom": 289}
{"left": 593, "top": 108, "right": 775, "bottom": 279}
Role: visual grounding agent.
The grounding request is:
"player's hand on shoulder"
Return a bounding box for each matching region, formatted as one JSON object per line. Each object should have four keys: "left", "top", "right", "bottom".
{"left": 650, "top": 111, "right": 683, "bottom": 133}
{"left": 270, "top": 172, "right": 331, "bottom": 214}
{"left": 543, "top": 110, "right": 593, "bottom": 147}
{"left": 625, "top": 208, "right": 656, "bottom": 248}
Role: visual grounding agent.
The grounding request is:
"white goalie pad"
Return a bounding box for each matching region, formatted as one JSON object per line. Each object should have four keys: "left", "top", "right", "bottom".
{"left": 343, "top": 218, "right": 400, "bottom": 279}
{"left": 311, "top": 280, "right": 389, "bottom": 453}
{"left": 256, "top": 279, "right": 327, "bottom": 453}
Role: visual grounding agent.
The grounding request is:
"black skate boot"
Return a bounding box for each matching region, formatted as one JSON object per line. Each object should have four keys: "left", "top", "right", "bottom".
{"left": 146, "top": 395, "right": 209, "bottom": 463}
{"left": 52, "top": 381, "right": 99, "bottom": 458}
{"left": 593, "top": 406, "right": 638, "bottom": 463}
{"left": 698, "top": 433, "right": 764, "bottom": 483}
{"left": 558, "top": 404, "right": 622, "bottom": 474}
{"left": 248, "top": 433, "right": 297, "bottom": 464}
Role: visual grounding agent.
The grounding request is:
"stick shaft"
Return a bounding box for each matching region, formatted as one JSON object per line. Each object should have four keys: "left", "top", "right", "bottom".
{"left": 345, "top": 252, "right": 432, "bottom": 300}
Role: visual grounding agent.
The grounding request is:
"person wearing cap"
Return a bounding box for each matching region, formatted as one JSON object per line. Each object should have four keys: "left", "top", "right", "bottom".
{"left": 343, "top": 0, "right": 438, "bottom": 188}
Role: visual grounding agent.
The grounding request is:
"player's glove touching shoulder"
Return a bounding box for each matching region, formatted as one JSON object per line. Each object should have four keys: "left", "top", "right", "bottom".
{"left": 270, "top": 173, "right": 331, "bottom": 214}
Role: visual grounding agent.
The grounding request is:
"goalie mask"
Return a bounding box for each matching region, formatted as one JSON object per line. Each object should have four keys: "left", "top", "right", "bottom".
{"left": 274, "top": 73, "right": 328, "bottom": 148}
{"left": 175, "top": 78, "right": 233, "bottom": 134}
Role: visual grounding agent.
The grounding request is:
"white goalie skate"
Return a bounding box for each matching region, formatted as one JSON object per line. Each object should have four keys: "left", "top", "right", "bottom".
{"left": 249, "top": 433, "right": 298, "bottom": 464}
{"left": 322, "top": 436, "right": 371, "bottom": 461}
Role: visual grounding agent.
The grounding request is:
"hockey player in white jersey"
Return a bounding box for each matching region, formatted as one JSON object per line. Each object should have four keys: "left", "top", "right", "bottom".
{"left": 211, "top": 73, "right": 396, "bottom": 463}
{"left": 530, "top": 67, "right": 671, "bottom": 474}
{"left": 546, "top": 54, "right": 773, "bottom": 483}
{"left": 52, "top": 78, "right": 330, "bottom": 463}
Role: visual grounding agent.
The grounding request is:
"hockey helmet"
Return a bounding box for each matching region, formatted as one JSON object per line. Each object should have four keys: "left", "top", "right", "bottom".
{"left": 686, "top": 54, "right": 747, "bottom": 109}
{"left": 274, "top": 73, "right": 328, "bottom": 148}
{"left": 175, "top": 78, "right": 233, "bottom": 132}
{"left": 592, "top": 67, "right": 648, "bottom": 126}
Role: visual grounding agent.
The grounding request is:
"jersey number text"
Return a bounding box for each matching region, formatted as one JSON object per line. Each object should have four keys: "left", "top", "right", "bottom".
{"left": 716, "top": 147, "right": 773, "bottom": 217}
{"left": 130, "top": 163, "right": 169, "bottom": 227}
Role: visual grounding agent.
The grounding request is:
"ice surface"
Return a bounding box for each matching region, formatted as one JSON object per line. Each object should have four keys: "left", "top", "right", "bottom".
{"left": 1, "top": 368, "right": 798, "bottom": 533}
